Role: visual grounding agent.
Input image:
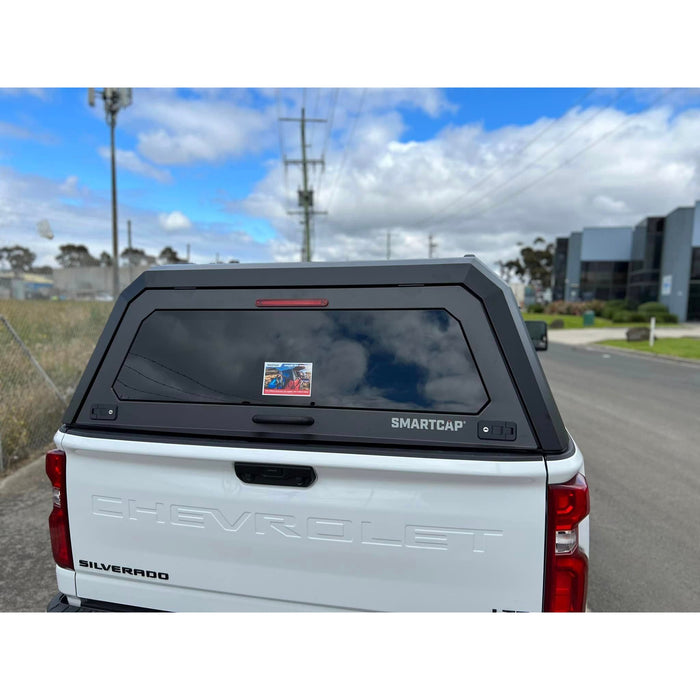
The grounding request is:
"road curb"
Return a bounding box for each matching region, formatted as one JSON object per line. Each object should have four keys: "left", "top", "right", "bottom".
{"left": 583, "top": 342, "right": 700, "bottom": 366}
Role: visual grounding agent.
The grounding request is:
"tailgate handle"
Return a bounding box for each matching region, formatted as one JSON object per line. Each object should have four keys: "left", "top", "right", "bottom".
{"left": 252, "top": 414, "right": 314, "bottom": 426}
{"left": 235, "top": 462, "right": 317, "bottom": 488}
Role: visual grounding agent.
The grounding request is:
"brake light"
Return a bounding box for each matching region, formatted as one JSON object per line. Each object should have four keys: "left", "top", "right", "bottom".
{"left": 45, "top": 449, "right": 73, "bottom": 570}
{"left": 544, "top": 473, "right": 589, "bottom": 612}
{"left": 255, "top": 298, "right": 329, "bottom": 307}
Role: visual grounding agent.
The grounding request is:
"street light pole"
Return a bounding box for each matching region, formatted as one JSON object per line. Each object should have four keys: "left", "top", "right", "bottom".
{"left": 89, "top": 88, "right": 132, "bottom": 299}
{"left": 109, "top": 109, "right": 119, "bottom": 298}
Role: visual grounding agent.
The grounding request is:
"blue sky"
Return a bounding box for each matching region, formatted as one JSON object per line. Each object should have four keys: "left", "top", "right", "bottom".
{"left": 2, "top": 87, "right": 700, "bottom": 269}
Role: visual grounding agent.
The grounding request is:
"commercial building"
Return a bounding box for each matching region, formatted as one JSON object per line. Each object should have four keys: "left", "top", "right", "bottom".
{"left": 52, "top": 264, "right": 152, "bottom": 300}
{"left": 552, "top": 200, "right": 700, "bottom": 321}
{"left": 555, "top": 226, "right": 633, "bottom": 302}
{"left": 0, "top": 272, "right": 54, "bottom": 299}
{"left": 659, "top": 203, "right": 700, "bottom": 322}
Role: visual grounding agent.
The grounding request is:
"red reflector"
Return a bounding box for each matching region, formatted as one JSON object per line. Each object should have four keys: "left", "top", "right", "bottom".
{"left": 255, "top": 298, "right": 329, "bottom": 308}
{"left": 45, "top": 449, "right": 74, "bottom": 571}
{"left": 544, "top": 473, "right": 589, "bottom": 612}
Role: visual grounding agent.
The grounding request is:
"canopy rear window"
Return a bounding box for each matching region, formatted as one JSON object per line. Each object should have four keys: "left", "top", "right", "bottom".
{"left": 113, "top": 309, "right": 488, "bottom": 413}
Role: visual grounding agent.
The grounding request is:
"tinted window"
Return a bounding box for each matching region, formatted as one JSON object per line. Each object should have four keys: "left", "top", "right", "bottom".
{"left": 691, "top": 248, "right": 700, "bottom": 281}
{"left": 114, "top": 309, "right": 488, "bottom": 413}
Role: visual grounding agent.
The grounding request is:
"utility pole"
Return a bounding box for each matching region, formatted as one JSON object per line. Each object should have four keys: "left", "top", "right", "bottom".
{"left": 429, "top": 234, "right": 438, "bottom": 259}
{"left": 127, "top": 219, "right": 132, "bottom": 282}
{"left": 88, "top": 88, "right": 132, "bottom": 298}
{"left": 281, "top": 108, "right": 327, "bottom": 261}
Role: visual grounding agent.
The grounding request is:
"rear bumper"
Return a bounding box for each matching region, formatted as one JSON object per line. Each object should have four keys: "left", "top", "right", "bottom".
{"left": 46, "top": 592, "right": 160, "bottom": 613}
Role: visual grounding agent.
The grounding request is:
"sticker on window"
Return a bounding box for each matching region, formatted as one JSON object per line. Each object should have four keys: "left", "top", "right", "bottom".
{"left": 262, "top": 362, "right": 313, "bottom": 396}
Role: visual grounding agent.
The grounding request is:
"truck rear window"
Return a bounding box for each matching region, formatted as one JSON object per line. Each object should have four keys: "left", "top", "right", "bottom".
{"left": 113, "top": 309, "right": 488, "bottom": 413}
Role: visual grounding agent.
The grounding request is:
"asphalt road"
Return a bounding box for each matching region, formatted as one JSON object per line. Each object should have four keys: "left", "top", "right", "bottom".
{"left": 540, "top": 343, "right": 700, "bottom": 612}
{"left": 0, "top": 451, "right": 55, "bottom": 612}
{"left": 2, "top": 343, "right": 698, "bottom": 612}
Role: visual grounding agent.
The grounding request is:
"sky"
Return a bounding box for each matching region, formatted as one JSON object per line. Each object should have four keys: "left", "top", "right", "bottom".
{"left": 2, "top": 86, "right": 700, "bottom": 273}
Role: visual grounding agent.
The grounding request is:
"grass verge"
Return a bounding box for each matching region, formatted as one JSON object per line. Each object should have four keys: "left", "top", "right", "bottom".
{"left": 522, "top": 313, "right": 676, "bottom": 329}
{"left": 597, "top": 337, "right": 700, "bottom": 360}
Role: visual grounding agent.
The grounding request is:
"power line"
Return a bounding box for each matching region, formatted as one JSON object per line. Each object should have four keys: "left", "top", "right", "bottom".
{"left": 419, "top": 87, "right": 631, "bottom": 229}
{"left": 308, "top": 88, "right": 327, "bottom": 195}
{"left": 311, "top": 88, "right": 323, "bottom": 163}
{"left": 275, "top": 89, "right": 291, "bottom": 212}
{"left": 414, "top": 88, "right": 598, "bottom": 228}
{"left": 462, "top": 88, "right": 677, "bottom": 222}
{"left": 326, "top": 88, "right": 367, "bottom": 211}
{"left": 315, "top": 88, "right": 339, "bottom": 202}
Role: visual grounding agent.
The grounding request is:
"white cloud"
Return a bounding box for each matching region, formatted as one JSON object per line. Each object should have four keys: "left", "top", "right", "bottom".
{"left": 97, "top": 147, "right": 172, "bottom": 183}
{"left": 118, "top": 88, "right": 455, "bottom": 169}
{"left": 59, "top": 175, "right": 79, "bottom": 194}
{"left": 0, "top": 88, "right": 50, "bottom": 101}
{"left": 127, "top": 91, "right": 277, "bottom": 165}
{"left": 158, "top": 211, "right": 191, "bottom": 231}
{"left": 0, "top": 121, "right": 35, "bottom": 140}
{"left": 0, "top": 119, "right": 55, "bottom": 144}
{"left": 239, "top": 102, "right": 700, "bottom": 269}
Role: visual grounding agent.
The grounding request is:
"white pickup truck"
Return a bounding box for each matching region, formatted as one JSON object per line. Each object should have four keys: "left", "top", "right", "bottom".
{"left": 45, "top": 257, "right": 588, "bottom": 612}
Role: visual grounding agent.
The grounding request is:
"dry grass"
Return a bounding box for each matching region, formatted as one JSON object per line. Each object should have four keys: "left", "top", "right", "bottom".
{"left": 0, "top": 300, "right": 112, "bottom": 471}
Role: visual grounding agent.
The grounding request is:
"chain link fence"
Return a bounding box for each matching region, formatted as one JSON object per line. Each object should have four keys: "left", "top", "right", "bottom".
{"left": 0, "top": 300, "right": 112, "bottom": 473}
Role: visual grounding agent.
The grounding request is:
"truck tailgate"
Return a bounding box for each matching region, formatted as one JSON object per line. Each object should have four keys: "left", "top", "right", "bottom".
{"left": 62, "top": 433, "right": 547, "bottom": 612}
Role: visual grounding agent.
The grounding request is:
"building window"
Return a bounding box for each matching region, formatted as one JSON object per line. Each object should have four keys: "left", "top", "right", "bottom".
{"left": 579, "top": 261, "right": 629, "bottom": 301}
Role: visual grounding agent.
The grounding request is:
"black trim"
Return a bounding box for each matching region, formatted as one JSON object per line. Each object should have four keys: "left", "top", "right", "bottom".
{"left": 62, "top": 258, "right": 570, "bottom": 454}
{"left": 252, "top": 415, "right": 315, "bottom": 426}
{"left": 46, "top": 592, "right": 160, "bottom": 613}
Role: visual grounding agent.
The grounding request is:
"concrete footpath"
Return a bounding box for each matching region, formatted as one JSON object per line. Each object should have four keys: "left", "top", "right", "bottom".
{"left": 548, "top": 323, "right": 700, "bottom": 346}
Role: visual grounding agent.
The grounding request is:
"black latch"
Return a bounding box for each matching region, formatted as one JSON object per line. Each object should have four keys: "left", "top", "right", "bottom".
{"left": 235, "top": 462, "right": 316, "bottom": 488}
{"left": 477, "top": 421, "right": 516, "bottom": 441}
{"left": 91, "top": 404, "right": 117, "bottom": 420}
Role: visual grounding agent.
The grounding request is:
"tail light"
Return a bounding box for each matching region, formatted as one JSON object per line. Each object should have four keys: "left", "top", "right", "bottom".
{"left": 45, "top": 449, "right": 74, "bottom": 570}
{"left": 544, "top": 472, "right": 589, "bottom": 612}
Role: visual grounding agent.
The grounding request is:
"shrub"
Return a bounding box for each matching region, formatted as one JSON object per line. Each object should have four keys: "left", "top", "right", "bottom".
{"left": 611, "top": 310, "right": 675, "bottom": 324}
{"left": 582, "top": 299, "right": 605, "bottom": 316}
{"left": 612, "top": 311, "right": 632, "bottom": 323}
{"left": 639, "top": 305, "right": 670, "bottom": 321}
{"left": 545, "top": 300, "right": 566, "bottom": 315}
{"left": 611, "top": 310, "right": 646, "bottom": 323}
{"left": 602, "top": 299, "right": 626, "bottom": 319}
{"left": 638, "top": 301, "right": 668, "bottom": 314}
{"left": 545, "top": 300, "right": 588, "bottom": 316}
{"left": 527, "top": 303, "right": 544, "bottom": 313}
